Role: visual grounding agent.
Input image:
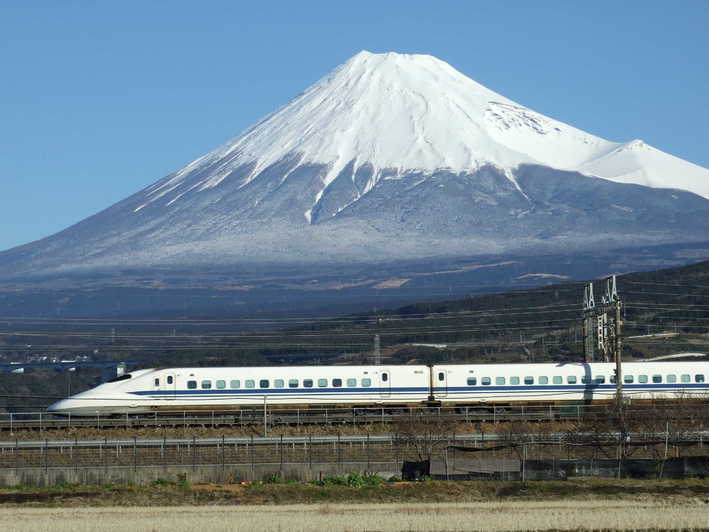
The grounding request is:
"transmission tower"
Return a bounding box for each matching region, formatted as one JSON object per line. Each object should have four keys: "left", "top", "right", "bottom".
{"left": 581, "top": 275, "right": 623, "bottom": 368}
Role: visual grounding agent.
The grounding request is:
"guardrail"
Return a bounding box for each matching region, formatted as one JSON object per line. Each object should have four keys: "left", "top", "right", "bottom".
{"left": 2, "top": 431, "right": 708, "bottom": 449}
{"left": 0, "top": 404, "right": 609, "bottom": 432}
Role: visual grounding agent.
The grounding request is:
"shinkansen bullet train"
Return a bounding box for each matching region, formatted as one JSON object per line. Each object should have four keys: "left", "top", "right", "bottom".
{"left": 47, "top": 361, "right": 709, "bottom": 416}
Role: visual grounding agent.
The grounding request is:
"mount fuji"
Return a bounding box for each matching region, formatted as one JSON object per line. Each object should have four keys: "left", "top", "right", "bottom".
{"left": 1, "top": 51, "right": 708, "bottom": 315}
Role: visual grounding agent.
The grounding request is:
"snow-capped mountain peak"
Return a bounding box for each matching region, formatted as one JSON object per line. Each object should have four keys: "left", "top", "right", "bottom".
{"left": 141, "top": 50, "right": 708, "bottom": 221}
{"left": 2, "top": 51, "right": 707, "bottom": 281}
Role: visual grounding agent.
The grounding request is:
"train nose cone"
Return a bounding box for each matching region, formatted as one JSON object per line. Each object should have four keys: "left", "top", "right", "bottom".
{"left": 47, "top": 399, "right": 73, "bottom": 414}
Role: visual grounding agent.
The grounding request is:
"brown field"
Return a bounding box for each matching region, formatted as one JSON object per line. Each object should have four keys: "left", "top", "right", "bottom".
{"left": 1, "top": 499, "right": 708, "bottom": 531}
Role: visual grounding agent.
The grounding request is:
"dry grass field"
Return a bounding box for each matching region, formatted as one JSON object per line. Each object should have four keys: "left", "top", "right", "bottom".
{"left": 1, "top": 499, "right": 707, "bottom": 532}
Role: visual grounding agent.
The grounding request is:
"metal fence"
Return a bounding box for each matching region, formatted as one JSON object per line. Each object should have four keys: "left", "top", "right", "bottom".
{"left": 1, "top": 431, "right": 707, "bottom": 470}
{"left": 0, "top": 404, "right": 674, "bottom": 433}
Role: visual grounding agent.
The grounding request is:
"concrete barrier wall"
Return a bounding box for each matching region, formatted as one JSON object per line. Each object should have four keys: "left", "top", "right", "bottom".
{"left": 0, "top": 461, "right": 401, "bottom": 487}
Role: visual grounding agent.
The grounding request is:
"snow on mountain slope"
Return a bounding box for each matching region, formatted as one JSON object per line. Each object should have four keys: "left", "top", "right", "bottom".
{"left": 140, "top": 50, "right": 708, "bottom": 224}
{"left": 577, "top": 139, "right": 709, "bottom": 196}
{"left": 1, "top": 51, "right": 708, "bottom": 280}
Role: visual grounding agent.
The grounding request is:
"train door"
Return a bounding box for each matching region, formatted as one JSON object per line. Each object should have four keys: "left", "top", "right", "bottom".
{"left": 379, "top": 370, "right": 391, "bottom": 398}
{"left": 164, "top": 373, "right": 176, "bottom": 400}
{"left": 436, "top": 370, "right": 448, "bottom": 398}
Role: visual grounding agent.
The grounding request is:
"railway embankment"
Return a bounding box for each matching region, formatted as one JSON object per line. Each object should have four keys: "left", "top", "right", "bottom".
{"left": 0, "top": 430, "right": 707, "bottom": 486}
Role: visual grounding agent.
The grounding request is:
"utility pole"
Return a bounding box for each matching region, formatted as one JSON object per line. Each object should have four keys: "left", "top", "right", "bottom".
{"left": 599, "top": 275, "right": 623, "bottom": 400}
{"left": 582, "top": 283, "right": 596, "bottom": 362}
{"left": 614, "top": 283, "right": 623, "bottom": 405}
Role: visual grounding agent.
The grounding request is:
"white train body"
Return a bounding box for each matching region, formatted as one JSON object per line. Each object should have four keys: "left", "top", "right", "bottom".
{"left": 48, "top": 361, "right": 709, "bottom": 416}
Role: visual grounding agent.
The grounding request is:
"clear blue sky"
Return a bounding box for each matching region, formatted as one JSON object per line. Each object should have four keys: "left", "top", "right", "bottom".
{"left": 1, "top": 0, "right": 707, "bottom": 252}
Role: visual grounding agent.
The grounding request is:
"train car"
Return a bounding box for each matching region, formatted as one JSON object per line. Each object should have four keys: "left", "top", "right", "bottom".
{"left": 47, "top": 360, "right": 709, "bottom": 416}
{"left": 432, "top": 361, "right": 709, "bottom": 404}
{"left": 47, "top": 365, "right": 431, "bottom": 415}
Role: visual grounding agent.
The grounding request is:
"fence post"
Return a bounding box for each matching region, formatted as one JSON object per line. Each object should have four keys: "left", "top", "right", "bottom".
{"left": 221, "top": 435, "right": 225, "bottom": 482}
{"left": 279, "top": 434, "right": 283, "bottom": 474}
{"left": 133, "top": 437, "right": 137, "bottom": 473}
{"left": 444, "top": 446, "right": 449, "bottom": 481}
{"left": 337, "top": 433, "right": 341, "bottom": 472}
{"left": 250, "top": 434, "right": 254, "bottom": 481}
{"left": 308, "top": 434, "right": 312, "bottom": 471}
{"left": 192, "top": 436, "right": 196, "bottom": 471}
{"left": 39, "top": 412, "right": 43, "bottom": 433}
{"left": 44, "top": 439, "right": 48, "bottom": 475}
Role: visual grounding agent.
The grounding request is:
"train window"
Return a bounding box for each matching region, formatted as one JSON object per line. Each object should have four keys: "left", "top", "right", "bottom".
{"left": 201, "top": 380, "right": 211, "bottom": 389}
{"left": 595, "top": 376, "right": 605, "bottom": 384}
{"left": 289, "top": 379, "right": 299, "bottom": 388}
{"left": 438, "top": 372, "right": 445, "bottom": 381}
{"left": 230, "top": 380, "right": 240, "bottom": 388}
{"left": 567, "top": 376, "right": 577, "bottom": 384}
{"left": 260, "top": 379, "right": 270, "bottom": 388}
{"left": 304, "top": 379, "right": 313, "bottom": 388}
{"left": 581, "top": 376, "right": 591, "bottom": 384}
{"left": 624, "top": 375, "right": 634, "bottom": 384}
{"left": 681, "top": 374, "right": 690, "bottom": 383}
{"left": 481, "top": 377, "right": 491, "bottom": 385}
{"left": 610, "top": 375, "right": 616, "bottom": 384}
{"left": 187, "top": 380, "right": 197, "bottom": 389}
{"left": 552, "top": 376, "right": 562, "bottom": 384}
{"left": 382, "top": 373, "right": 389, "bottom": 382}
{"left": 274, "top": 379, "right": 284, "bottom": 388}
{"left": 361, "top": 378, "right": 371, "bottom": 387}
{"left": 496, "top": 377, "right": 505, "bottom": 385}
{"left": 467, "top": 377, "right": 477, "bottom": 386}
{"left": 167, "top": 376, "right": 173, "bottom": 385}
{"left": 511, "top": 376, "right": 520, "bottom": 385}
{"left": 652, "top": 375, "right": 662, "bottom": 384}
{"left": 318, "top": 379, "right": 328, "bottom": 387}
{"left": 154, "top": 378, "right": 160, "bottom": 387}
{"left": 696, "top": 375, "right": 705, "bottom": 383}
{"left": 539, "top": 376, "right": 548, "bottom": 385}
{"left": 245, "top": 380, "right": 255, "bottom": 389}
{"left": 216, "top": 380, "right": 226, "bottom": 389}
{"left": 638, "top": 375, "right": 648, "bottom": 384}
{"left": 667, "top": 375, "right": 677, "bottom": 384}
{"left": 333, "top": 378, "right": 342, "bottom": 387}
{"left": 347, "top": 378, "right": 357, "bottom": 387}
{"left": 524, "top": 376, "right": 534, "bottom": 385}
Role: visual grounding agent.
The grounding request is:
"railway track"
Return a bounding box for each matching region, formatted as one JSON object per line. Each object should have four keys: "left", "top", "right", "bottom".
{"left": 1, "top": 403, "right": 705, "bottom": 432}
{"left": 4, "top": 430, "right": 709, "bottom": 449}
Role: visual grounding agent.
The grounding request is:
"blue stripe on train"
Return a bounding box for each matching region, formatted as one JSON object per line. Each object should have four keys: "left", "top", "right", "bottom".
{"left": 440, "top": 383, "right": 708, "bottom": 393}
{"left": 130, "top": 382, "right": 708, "bottom": 397}
{"left": 130, "top": 386, "right": 427, "bottom": 396}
